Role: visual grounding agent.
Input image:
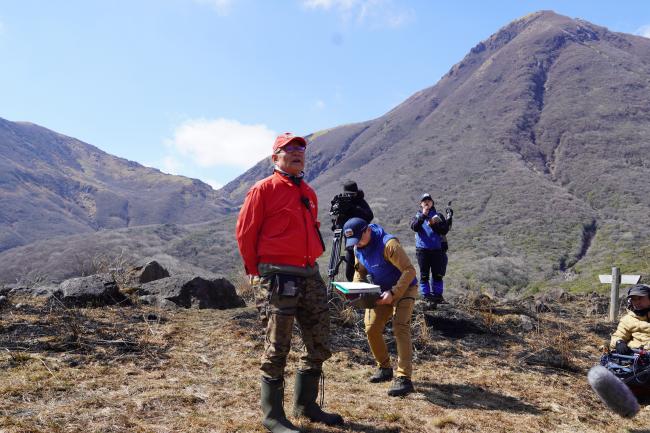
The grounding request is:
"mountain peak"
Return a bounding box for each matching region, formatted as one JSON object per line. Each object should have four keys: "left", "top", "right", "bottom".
{"left": 222, "top": 11, "right": 650, "bottom": 292}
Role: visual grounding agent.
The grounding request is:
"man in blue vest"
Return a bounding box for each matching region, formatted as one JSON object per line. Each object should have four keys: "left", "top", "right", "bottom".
{"left": 410, "top": 193, "right": 449, "bottom": 305}
{"left": 343, "top": 217, "right": 418, "bottom": 397}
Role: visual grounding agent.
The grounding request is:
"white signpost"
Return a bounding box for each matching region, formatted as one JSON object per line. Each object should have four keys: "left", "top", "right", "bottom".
{"left": 599, "top": 267, "right": 641, "bottom": 322}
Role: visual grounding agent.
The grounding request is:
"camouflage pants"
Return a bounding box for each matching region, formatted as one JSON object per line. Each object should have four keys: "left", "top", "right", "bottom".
{"left": 253, "top": 266, "right": 332, "bottom": 379}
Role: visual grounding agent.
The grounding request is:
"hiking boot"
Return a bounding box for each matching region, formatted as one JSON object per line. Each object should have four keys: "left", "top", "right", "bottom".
{"left": 422, "top": 293, "right": 436, "bottom": 303}
{"left": 388, "top": 376, "right": 414, "bottom": 397}
{"left": 261, "top": 377, "right": 301, "bottom": 433}
{"left": 293, "top": 370, "right": 344, "bottom": 426}
{"left": 369, "top": 367, "right": 393, "bottom": 383}
{"left": 429, "top": 294, "right": 447, "bottom": 304}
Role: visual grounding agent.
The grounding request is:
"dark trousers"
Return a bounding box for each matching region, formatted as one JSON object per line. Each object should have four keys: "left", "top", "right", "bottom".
{"left": 416, "top": 248, "right": 447, "bottom": 283}
{"left": 345, "top": 248, "right": 355, "bottom": 282}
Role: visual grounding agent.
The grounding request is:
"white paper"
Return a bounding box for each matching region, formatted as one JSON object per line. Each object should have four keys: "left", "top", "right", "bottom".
{"left": 332, "top": 281, "right": 381, "bottom": 293}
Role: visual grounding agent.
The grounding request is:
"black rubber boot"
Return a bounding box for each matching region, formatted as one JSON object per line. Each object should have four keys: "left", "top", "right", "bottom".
{"left": 261, "top": 377, "right": 301, "bottom": 433}
{"left": 369, "top": 367, "right": 393, "bottom": 383}
{"left": 293, "top": 370, "right": 344, "bottom": 426}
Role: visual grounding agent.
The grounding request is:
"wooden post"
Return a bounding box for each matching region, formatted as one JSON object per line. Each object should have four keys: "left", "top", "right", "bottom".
{"left": 609, "top": 267, "right": 621, "bottom": 322}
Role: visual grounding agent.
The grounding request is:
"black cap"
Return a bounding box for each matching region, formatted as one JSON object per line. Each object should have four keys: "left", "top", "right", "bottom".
{"left": 627, "top": 284, "right": 650, "bottom": 297}
{"left": 420, "top": 193, "right": 433, "bottom": 203}
{"left": 343, "top": 181, "right": 358, "bottom": 193}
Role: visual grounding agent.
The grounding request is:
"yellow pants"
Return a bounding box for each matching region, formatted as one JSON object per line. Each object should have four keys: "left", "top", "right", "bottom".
{"left": 364, "top": 285, "right": 417, "bottom": 378}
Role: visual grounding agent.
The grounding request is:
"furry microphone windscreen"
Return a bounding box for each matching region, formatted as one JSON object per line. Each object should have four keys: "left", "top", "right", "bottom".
{"left": 588, "top": 365, "right": 640, "bottom": 418}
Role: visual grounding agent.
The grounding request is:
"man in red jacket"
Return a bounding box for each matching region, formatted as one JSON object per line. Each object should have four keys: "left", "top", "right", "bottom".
{"left": 236, "top": 132, "right": 343, "bottom": 433}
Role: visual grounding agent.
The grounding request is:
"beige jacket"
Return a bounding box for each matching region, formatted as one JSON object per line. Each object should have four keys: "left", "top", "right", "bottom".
{"left": 610, "top": 311, "right": 650, "bottom": 349}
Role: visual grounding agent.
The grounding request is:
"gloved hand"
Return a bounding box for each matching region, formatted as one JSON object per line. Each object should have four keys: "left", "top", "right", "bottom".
{"left": 615, "top": 340, "right": 632, "bottom": 355}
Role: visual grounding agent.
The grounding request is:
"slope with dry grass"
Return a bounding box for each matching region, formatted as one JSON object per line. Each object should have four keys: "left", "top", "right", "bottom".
{"left": 1, "top": 289, "right": 649, "bottom": 433}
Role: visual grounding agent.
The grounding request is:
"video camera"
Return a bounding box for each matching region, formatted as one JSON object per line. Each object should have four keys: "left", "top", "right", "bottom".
{"left": 329, "top": 192, "right": 356, "bottom": 230}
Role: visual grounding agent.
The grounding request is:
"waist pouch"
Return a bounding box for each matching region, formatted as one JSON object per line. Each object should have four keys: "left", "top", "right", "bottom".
{"left": 258, "top": 263, "right": 320, "bottom": 278}
{"left": 274, "top": 274, "right": 303, "bottom": 297}
{"left": 259, "top": 263, "right": 320, "bottom": 298}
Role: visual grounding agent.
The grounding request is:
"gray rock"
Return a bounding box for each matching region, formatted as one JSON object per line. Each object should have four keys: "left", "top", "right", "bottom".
{"left": 0, "top": 295, "right": 7, "bottom": 306}
{"left": 138, "top": 274, "right": 245, "bottom": 309}
{"left": 9, "top": 284, "right": 59, "bottom": 297}
{"left": 587, "top": 299, "right": 610, "bottom": 316}
{"left": 126, "top": 260, "right": 170, "bottom": 285}
{"left": 55, "top": 273, "right": 124, "bottom": 307}
{"left": 534, "top": 300, "right": 552, "bottom": 313}
{"left": 534, "top": 288, "right": 573, "bottom": 304}
{"left": 519, "top": 315, "right": 535, "bottom": 331}
{"left": 138, "top": 295, "right": 157, "bottom": 305}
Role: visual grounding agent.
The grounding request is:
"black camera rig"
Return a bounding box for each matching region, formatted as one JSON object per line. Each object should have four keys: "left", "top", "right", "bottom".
{"left": 325, "top": 191, "right": 358, "bottom": 300}
{"left": 329, "top": 192, "right": 356, "bottom": 231}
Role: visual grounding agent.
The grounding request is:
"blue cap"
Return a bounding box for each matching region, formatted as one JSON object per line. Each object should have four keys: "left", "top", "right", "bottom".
{"left": 343, "top": 217, "right": 369, "bottom": 248}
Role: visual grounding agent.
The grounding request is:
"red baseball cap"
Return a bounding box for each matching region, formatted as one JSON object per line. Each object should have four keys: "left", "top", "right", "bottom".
{"left": 272, "top": 132, "right": 307, "bottom": 153}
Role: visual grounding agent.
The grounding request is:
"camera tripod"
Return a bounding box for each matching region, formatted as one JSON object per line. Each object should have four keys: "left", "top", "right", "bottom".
{"left": 326, "top": 228, "right": 346, "bottom": 300}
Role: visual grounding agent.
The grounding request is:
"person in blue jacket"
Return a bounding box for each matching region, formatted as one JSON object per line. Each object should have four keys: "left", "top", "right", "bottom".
{"left": 344, "top": 217, "right": 418, "bottom": 397}
{"left": 410, "top": 193, "right": 449, "bottom": 305}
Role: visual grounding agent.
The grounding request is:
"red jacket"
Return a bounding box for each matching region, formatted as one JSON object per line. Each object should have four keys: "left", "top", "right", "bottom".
{"left": 236, "top": 171, "right": 324, "bottom": 275}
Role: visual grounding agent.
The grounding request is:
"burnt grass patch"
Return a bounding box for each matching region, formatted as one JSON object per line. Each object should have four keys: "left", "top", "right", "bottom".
{"left": 0, "top": 298, "right": 171, "bottom": 368}
{"left": 422, "top": 311, "right": 489, "bottom": 339}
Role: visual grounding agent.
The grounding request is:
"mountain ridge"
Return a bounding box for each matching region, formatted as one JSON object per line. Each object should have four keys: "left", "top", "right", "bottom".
{"left": 0, "top": 117, "right": 235, "bottom": 252}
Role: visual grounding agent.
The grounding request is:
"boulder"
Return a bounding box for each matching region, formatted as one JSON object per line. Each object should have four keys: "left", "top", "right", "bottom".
{"left": 55, "top": 273, "right": 124, "bottom": 307}
{"left": 125, "top": 260, "right": 170, "bottom": 285}
{"left": 138, "top": 275, "right": 245, "bottom": 309}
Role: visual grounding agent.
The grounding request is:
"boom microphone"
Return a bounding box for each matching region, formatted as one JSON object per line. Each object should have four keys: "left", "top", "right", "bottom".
{"left": 587, "top": 365, "right": 639, "bottom": 418}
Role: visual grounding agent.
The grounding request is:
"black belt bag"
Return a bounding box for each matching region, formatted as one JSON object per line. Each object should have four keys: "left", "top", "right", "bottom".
{"left": 274, "top": 274, "right": 304, "bottom": 297}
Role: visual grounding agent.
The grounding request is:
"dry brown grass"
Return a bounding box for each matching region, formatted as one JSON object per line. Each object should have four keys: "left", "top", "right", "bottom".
{"left": 0, "top": 292, "right": 649, "bottom": 433}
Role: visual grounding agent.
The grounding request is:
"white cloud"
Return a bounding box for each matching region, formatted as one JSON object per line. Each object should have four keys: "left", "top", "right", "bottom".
{"left": 301, "top": 0, "right": 414, "bottom": 28}
{"left": 636, "top": 25, "right": 650, "bottom": 38}
{"left": 303, "top": 0, "right": 357, "bottom": 10}
{"left": 194, "top": 0, "right": 234, "bottom": 16}
{"left": 314, "top": 99, "right": 326, "bottom": 110}
{"left": 168, "top": 118, "right": 276, "bottom": 168}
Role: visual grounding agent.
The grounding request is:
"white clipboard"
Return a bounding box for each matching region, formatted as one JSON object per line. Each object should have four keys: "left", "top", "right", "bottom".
{"left": 332, "top": 281, "right": 381, "bottom": 295}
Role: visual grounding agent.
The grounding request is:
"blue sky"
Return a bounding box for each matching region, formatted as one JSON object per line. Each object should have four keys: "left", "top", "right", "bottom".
{"left": 1, "top": 1, "right": 649, "bottom": 189}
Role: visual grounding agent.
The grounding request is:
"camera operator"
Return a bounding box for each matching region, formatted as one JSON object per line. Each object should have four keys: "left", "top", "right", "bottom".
{"left": 330, "top": 181, "right": 374, "bottom": 281}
